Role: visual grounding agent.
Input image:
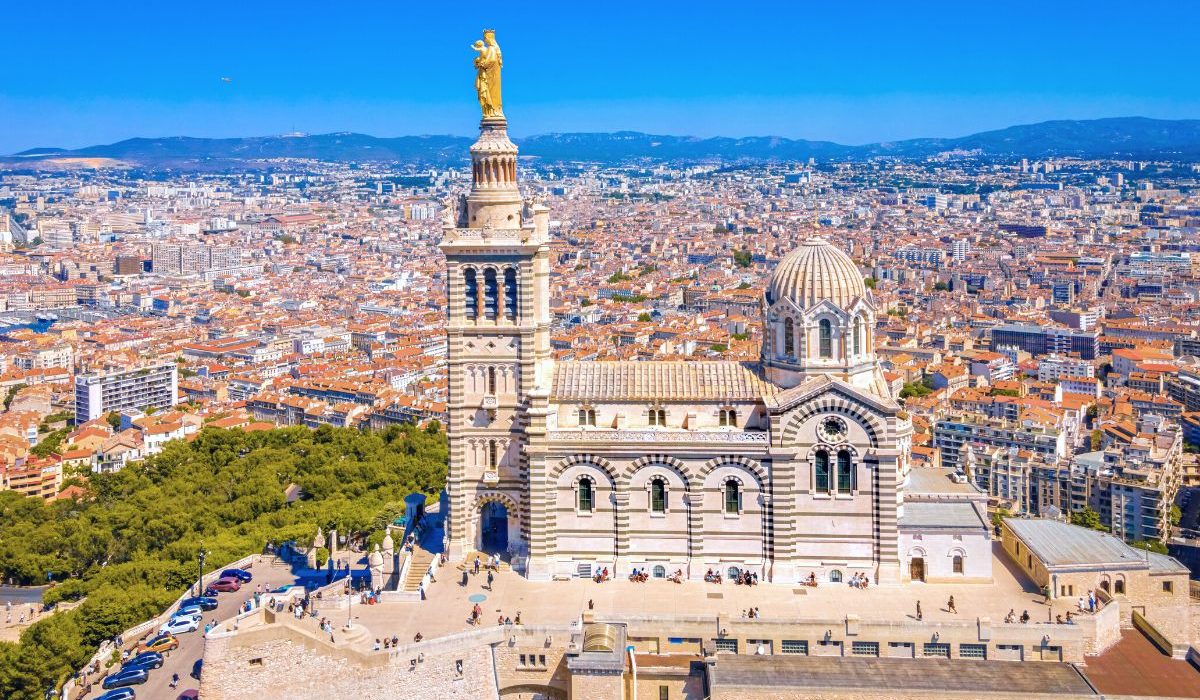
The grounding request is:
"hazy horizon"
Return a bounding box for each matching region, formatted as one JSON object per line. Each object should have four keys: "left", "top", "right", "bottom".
{"left": 4, "top": 0, "right": 1200, "bottom": 153}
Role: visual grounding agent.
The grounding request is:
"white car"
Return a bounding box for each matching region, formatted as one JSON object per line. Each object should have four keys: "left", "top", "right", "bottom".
{"left": 160, "top": 615, "right": 201, "bottom": 635}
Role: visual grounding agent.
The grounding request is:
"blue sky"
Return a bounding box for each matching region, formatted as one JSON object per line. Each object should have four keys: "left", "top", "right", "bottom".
{"left": 3, "top": 0, "right": 1199, "bottom": 153}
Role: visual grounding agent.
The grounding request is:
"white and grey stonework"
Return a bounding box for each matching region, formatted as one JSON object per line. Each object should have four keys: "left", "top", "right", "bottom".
{"left": 441, "top": 112, "right": 917, "bottom": 585}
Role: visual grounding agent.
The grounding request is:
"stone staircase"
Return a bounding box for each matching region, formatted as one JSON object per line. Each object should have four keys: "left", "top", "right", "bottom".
{"left": 402, "top": 548, "right": 435, "bottom": 592}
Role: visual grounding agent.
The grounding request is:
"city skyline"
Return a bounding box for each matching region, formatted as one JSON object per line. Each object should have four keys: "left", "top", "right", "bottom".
{"left": 4, "top": 0, "right": 1200, "bottom": 154}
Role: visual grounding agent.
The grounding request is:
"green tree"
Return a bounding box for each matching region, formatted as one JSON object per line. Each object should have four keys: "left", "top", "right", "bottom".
{"left": 105, "top": 412, "right": 121, "bottom": 430}
{"left": 933, "top": 281, "right": 950, "bottom": 292}
{"left": 637, "top": 312, "right": 652, "bottom": 322}
{"left": 1070, "top": 506, "right": 1105, "bottom": 531}
{"left": 898, "top": 381, "right": 932, "bottom": 400}
{"left": 1170, "top": 505, "right": 1182, "bottom": 527}
{"left": 863, "top": 277, "right": 877, "bottom": 289}
{"left": 710, "top": 343, "right": 728, "bottom": 353}
{"left": 732, "top": 249, "right": 752, "bottom": 268}
{"left": 1131, "top": 539, "right": 1168, "bottom": 555}
{"left": 4, "top": 383, "right": 27, "bottom": 410}
{"left": 1091, "top": 429, "right": 1103, "bottom": 451}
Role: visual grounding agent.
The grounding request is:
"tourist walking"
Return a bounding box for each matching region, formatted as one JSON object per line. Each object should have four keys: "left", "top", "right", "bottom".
{"left": 915, "top": 600, "right": 922, "bottom": 621}
{"left": 947, "top": 596, "right": 957, "bottom": 614}
{"left": 486, "top": 570, "right": 494, "bottom": 591}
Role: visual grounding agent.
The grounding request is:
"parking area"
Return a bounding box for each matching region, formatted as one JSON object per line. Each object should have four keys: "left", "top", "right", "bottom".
{"left": 76, "top": 560, "right": 300, "bottom": 700}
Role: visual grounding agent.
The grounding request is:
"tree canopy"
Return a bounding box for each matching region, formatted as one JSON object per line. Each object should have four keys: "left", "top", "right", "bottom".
{"left": 0, "top": 424, "right": 447, "bottom": 699}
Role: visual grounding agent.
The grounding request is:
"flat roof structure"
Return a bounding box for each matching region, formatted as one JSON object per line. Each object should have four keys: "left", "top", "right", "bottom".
{"left": 898, "top": 501, "right": 986, "bottom": 529}
{"left": 1004, "top": 518, "right": 1151, "bottom": 570}
{"left": 706, "top": 655, "right": 1096, "bottom": 698}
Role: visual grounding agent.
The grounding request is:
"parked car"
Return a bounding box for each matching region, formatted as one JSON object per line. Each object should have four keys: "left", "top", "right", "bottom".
{"left": 102, "top": 668, "right": 149, "bottom": 689}
{"left": 160, "top": 616, "right": 201, "bottom": 635}
{"left": 178, "top": 596, "right": 218, "bottom": 611}
{"left": 206, "top": 577, "right": 241, "bottom": 594}
{"left": 221, "top": 568, "right": 253, "bottom": 583}
{"left": 96, "top": 689, "right": 136, "bottom": 700}
{"left": 176, "top": 604, "right": 204, "bottom": 618}
{"left": 177, "top": 690, "right": 199, "bottom": 700}
{"left": 169, "top": 610, "right": 204, "bottom": 625}
{"left": 191, "top": 657, "right": 203, "bottom": 680}
{"left": 121, "top": 651, "right": 164, "bottom": 672}
{"left": 138, "top": 633, "right": 179, "bottom": 654}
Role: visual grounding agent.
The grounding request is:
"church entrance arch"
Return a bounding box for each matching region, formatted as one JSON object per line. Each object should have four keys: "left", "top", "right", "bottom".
{"left": 910, "top": 557, "right": 925, "bottom": 582}
{"left": 480, "top": 501, "right": 509, "bottom": 554}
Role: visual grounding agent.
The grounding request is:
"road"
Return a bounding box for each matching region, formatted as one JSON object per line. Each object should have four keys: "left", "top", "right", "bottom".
{"left": 77, "top": 559, "right": 299, "bottom": 700}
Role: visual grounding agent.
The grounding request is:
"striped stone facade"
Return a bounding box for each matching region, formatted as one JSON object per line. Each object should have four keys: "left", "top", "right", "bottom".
{"left": 441, "top": 113, "right": 910, "bottom": 585}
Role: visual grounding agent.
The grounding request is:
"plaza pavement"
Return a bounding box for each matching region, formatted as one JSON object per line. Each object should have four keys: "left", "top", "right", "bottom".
{"left": 338, "top": 542, "right": 1093, "bottom": 650}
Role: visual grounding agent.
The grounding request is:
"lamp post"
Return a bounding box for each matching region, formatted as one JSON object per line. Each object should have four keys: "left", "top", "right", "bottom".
{"left": 345, "top": 584, "right": 353, "bottom": 631}
{"left": 196, "top": 548, "right": 209, "bottom": 598}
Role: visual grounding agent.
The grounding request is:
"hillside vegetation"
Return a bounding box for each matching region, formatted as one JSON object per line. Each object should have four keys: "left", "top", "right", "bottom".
{"left": 0, "top": 423, "right": 447, "bottom": 699}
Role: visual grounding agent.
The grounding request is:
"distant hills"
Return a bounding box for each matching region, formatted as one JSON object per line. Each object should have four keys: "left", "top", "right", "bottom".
{"left": 8, "top": 117, "right": 1200, "bottom": 168}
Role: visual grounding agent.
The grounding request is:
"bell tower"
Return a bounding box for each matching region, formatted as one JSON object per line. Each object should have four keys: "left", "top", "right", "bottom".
{"left": 440, "top": 101, "right": 552, "bottom": 566}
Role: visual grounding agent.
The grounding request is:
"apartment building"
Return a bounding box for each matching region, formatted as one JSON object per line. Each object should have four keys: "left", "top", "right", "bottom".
{"left": 1037, "top": 354, "right": 1094, "bottom": 382}
{"left": 74, "top": 362, "right": 179, "bottom": 423}
{"left": 934, "top": 413, "right": 1066, "bottom": 471}
{"left": 989, "top": 323, "right": 1099, "bottom": 360}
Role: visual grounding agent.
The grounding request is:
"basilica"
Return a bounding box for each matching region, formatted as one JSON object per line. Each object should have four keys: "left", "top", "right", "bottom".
{"left": 440, "top": 94, "right": 925, "bottom": 586}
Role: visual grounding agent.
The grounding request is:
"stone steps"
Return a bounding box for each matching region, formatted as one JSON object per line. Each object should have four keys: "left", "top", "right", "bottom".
{"left": 402, "top": 549, "right": 434, "bottom": 592}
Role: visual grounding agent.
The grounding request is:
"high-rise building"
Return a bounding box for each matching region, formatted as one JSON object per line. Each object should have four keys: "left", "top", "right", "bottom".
{"left": 74, "top": 363, "right": 179, "bottom": 424}
{"left": 951, "top": 238, "right": 970, "bottom": 262}
{"left": 151, "top": 243, "right": 243, "bottom": 275}
{"left": 989, "top": 323, "right": 1099, "bottom": 360}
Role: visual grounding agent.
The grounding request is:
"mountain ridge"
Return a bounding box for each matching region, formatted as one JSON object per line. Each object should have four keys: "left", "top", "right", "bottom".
{"left": 9, "top": 117, "right": 1200, "bottom": 167}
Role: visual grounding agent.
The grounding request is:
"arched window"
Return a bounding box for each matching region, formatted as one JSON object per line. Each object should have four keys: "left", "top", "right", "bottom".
{"left": 652, "top": 565, "right": 666, "bottom": 579}
{"left": 818, "top": 319, "right": 833, "bottom": 359}
{"left": 483, "top": 268, "right": 498, "bottom": 319}
{"left": 578, "top": 408, "right": 596, "bottom": 426}
{"left": 504, "top": 268, "right": 518, "bottom": 320}
{"left": 783, "top": 318, "right": 795, "bottom": 357}
{"left": 829, "top": 569, "right": 843, "bottom": 583}
{"left": 487, "top": 366, "right": 497, "bottom": 395}
{"left": 463, "top": 268, "right": 478, "bottom": 320}
{"left": 854, "top": 316, "right": 864, "bottom": 356}
{"left": 815, "top": 450, "right": 830, "bottom": 492}
{"left": 719, "top": 408, "right": 737, "bottom": 427}
{"left": 725, "top": 480, "right": 741, "bottom": 515}
{"left": 650, "top": 478, "right": 667, "bottom": 513}
{"left": 837, "top": 450, "right": 853, "bottom": 493}
{"left": 648, "top": 408, "right": 666, "bottom": 427}
{"left": 1114, "top": 578, "right": 1125, "bottom": 595}
{"left": 577, "top": 477, "right": 594, "bottom": 513}
{"left": 727, "top": 566, "right": 741, "bottom": 580}
{"left": 952, "top": 554, "right": 964, "bottom": 574}
{"left": 488, "top": 440, "right": 498, "bottom": 469}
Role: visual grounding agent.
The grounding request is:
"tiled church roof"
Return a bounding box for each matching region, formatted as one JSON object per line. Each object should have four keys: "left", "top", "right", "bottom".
{"left": 551, "top": 361, "right": 775, "bottom": 402}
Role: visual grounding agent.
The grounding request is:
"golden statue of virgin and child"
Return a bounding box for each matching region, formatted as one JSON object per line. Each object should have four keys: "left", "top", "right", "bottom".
{"left": 472, "top": 29, "right": 503, "bottom": 119}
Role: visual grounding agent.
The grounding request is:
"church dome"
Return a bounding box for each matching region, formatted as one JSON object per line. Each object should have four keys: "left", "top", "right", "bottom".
{"left": 767, "top": 236, "right": 867, "bottom": 309}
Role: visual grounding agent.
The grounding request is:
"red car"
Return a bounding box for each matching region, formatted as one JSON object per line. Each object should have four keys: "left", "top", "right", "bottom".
{"left": 206, "top": 577, "right": 241, "bottom": 593}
